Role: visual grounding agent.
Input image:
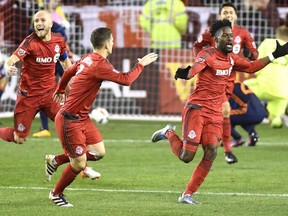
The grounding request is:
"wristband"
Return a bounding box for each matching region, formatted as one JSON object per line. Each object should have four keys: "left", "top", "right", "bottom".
{"left": 268, "top": 53, "right": 275, "bottom": 62}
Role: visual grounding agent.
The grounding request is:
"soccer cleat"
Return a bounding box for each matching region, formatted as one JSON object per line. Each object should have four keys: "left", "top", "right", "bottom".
{"left": 225, "top": 152, "right": 238, "bottom": 164}
{"left": 33, "top": 129, "right": 51, "bottom": 138}
{"left": 49, "top": 191, "right": 73, "bottom": 207}
{"left": 230, "top": 137, "right": 245, "bottom": 147}
{"left": 247, "top": 132, "right": 259, "bottom": 147}
{"left": 151, "top": 123, "right": 176, "bottom": 142}
{"left": 178, "top": 193, "right": 201, "bottom": 204}
{"left": 81, "top": 167, "right": 101, "bottom": 180}
{"left": 45, "top": 155, "right": 57, "bottom": 182}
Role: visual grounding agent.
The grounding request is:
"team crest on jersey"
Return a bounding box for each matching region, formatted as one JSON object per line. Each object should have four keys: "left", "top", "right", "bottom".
{"left": 54, "top": 44, "right": 60, "bottom": 53}
{"left": 188, "top": 130, "right": 196, "bottom": 139}
{"left": 75, "top": 146, "right": 84, "bottom": 155}
{"left": 17, "top": 123, "right": 25, "bottom": 132}
{"left": 18, "top": 48, "right": 26, "bottom": 56}
{"left": 234, "top": 35, "right": 241, "bottom": 44}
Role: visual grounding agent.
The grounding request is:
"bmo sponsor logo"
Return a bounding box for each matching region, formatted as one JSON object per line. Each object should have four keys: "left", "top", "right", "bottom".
{"left": 36, "top": 53, "right": 60, "bottom": 63}
{"left": 36, "top": 57, "right": 52, "bottom": 63}
{"left": 215, "top": 67, "right": 232, "bottom": 76}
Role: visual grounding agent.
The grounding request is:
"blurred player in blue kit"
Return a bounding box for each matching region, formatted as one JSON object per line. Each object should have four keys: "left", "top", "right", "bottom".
{"left": 229, "top": 82, "right": 267, "bottom": 147}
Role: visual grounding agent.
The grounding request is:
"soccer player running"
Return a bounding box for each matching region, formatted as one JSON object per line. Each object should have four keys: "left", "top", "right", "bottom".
{"left": 151, "top": 19, "right": 288, "bottom": 204}
{"left": 48, "top": 27, "right": 158, "bottom": 207}
{"left": 0, "top": 10, "right": 71, "bottom": 144}
{"left": 193, "top": 2, "right": 259, "bottom": 164}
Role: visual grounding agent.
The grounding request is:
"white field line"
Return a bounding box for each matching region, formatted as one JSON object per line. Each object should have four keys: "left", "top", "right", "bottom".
{"left": 30, "top": 138, "right": 288, "bottom": 145}
{"left": 0, "top": 186, "right": 287, "bottom": 197}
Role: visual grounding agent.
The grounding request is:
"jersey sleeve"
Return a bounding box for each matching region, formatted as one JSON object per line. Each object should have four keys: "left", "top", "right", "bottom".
{"left": 13, "top": 37, "right": 32, "bottom": 61}
{"left": 95, "top": 60, "right": 144, "bottom": 86}
{"left": 242, "top": 29, "right": 259, "bottom": 60}
{"left": 55, "top": 58, "right": 79, "bottom": 93}
{"left": 193, "top": 28, "right": 213, "bottom": 59}
{"left": 189, "top": 50, "right": 208, "bottom": 77}
{"left": 232, "top": 54, "right": 265, "bottom": 73}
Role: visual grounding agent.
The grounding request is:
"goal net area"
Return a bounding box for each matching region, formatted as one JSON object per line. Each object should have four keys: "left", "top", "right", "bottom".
{"left": 0, "top": 0, "right": 288, "bottom": 121}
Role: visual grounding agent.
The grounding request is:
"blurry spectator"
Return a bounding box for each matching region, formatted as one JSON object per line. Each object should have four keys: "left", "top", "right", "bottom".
{"left": 0, "top": 51, "right": 8, "bottom": 115}
{"left": 240, "top": 0, "right": 282, "bottom": 44}
{"left": 48, "top": 0, "right": 70, "bottom": 30}
{"left": 229, "top": 82, "right": 267, "bottom": 147}
{"left": 139, "top": 0, "right": 188, "bottom": 49}
{"left": 244, "top": 25, "right": 288, "bottom": 128}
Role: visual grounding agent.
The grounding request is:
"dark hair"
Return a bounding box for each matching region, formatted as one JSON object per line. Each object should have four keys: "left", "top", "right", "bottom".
{"left": 90, "top": 27, "right": 112, "bottom": 49}
{"left": 210, "top": 19, "right": 232, "bottom": 37}
{"left": 219, "top": 2, "right": 237, "bottom": 15}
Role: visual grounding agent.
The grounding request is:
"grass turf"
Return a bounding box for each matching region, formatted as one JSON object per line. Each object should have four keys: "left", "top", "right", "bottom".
{"left": 0, "top": 117, "right": 287, "bottom": 216}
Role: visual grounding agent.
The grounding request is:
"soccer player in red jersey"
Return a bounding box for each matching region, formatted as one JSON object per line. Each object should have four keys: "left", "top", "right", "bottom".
{"left": 193, "top": 2, "right": 259, "bottom": 164}
{"left": 47, "top": 27, "right": 158, "bottom": 207}
{"left": 0, "top": 10, "right": 71, "bottom": 144}
{"left": 151, "top": 19, "right": 288, "bottom": 204}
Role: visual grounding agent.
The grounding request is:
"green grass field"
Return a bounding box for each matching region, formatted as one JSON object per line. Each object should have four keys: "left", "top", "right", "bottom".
{"left": 0, "top": 117, "right": 287, "bottom": 216}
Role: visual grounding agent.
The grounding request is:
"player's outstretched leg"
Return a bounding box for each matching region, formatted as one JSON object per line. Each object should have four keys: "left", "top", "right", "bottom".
{"left": 151, "top": 123, "right": 176, "bottom": 142}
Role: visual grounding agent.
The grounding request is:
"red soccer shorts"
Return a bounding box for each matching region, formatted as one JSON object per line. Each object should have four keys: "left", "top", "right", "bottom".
{"left": 14, "top": 89, "right": 61, "bottom": 138}
{"left": 182, "top": 106, "right": 223, "bottom": 147}
{"left": 55, "top": 112, "right": 103, "bottom": 158}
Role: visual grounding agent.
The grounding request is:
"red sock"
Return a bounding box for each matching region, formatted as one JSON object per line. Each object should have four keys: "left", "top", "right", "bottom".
{"left": 184, "top": 158, "right": 213, "bottom": 195}
{"left": 166, "top": 131, "right": 183, "bottom": 158}
{"left": 53, "top": 164, "right": 80, "bottom": 195}
{"left": 222, "top": 118, "right": 231, "bottom": 153}
{"left": 54, "top": 154, "right": 70, "bottom": 167}
{"left": 0, "top": 127, "right": 15, "bottom": 142}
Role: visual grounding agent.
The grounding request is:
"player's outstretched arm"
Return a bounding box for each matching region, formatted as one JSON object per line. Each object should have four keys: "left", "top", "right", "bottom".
{"left": 4, "top": 54, "right": 20, "bottom": 76}
{"left": 137, "top": 52, "right": 158, "bottom": 66}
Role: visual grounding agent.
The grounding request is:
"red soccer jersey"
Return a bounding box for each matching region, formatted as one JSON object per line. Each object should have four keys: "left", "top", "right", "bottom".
{"left": 187, "top": 47, "right": 264, "bottom": 115}
{"left": 56, "top": 52, "right": 144, "bottom": 120}
{"left": 13, "top": 32, "right": 66, "bottom": 96}
{"left": 193, "top": 24, "right": 258, "bottom": 60}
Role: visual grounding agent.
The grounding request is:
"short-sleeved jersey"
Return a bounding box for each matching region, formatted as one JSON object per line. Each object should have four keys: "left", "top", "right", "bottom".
{"left": 187, "top": 48, "right": 265, "bottom": 115}
{"left": 57, "top": 52, "right": 144, "bottom": 120}
{"left": 13, "top": 32, "right": 66, "bottom": 96}
{"left": 193, "top": 25, "right": 258, "bottom": 60}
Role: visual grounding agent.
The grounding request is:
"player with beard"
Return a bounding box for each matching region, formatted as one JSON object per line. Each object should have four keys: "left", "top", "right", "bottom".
{"left": 151, "top": 19, "right": 288, "bottom": 204}
{"left": 0, "top": 10, "right": 71, "bottom": 144}
{"left": 193, "top": 2, "right": 259, "bottom": 164}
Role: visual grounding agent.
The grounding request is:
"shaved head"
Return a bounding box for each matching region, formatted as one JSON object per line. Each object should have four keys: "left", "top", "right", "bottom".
{"left": 33, "top": 10, "right": 53, "bottom": 41}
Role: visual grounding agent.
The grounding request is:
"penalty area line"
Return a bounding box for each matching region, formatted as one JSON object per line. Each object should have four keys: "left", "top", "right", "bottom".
{"left": 0, "top": 186, "right": 287, "bottom": 197}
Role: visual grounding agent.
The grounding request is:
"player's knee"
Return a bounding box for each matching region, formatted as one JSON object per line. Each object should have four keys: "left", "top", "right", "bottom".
{"left": 88, "top": 150, "right": 105, "bottom": 160}
{"left": 180, "top": 151, "right": 195, "bottom": 163}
